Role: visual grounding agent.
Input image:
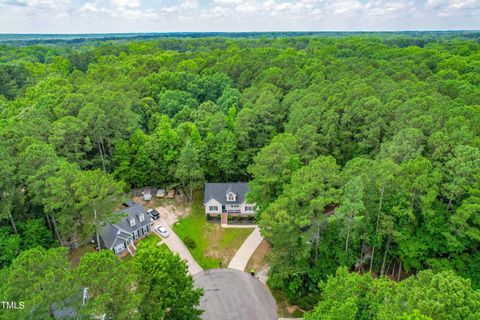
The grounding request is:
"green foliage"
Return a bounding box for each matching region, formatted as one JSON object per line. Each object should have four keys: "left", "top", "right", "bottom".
{"left": 0, "top": 226, "right": 20, "bottom": 268}
{"left": 378, "top": 270, "right": 480, "bottom": 320}
{"left": 1, "top": 34, "right": 480, "bottom": 312}
{"left": 17, "top": 219, "right": 55, "bottom": 250}
{"left": 183, "top": 236, "right": 197, "bottom": 249}
{"left": 175, "top": 139, "right": 204, "bottom": 202}
{"left": 76, "top": 250, "right": 141, "bottom": 319}
{"left": 0, "top": 245, "right": 202, "bottom": 320}
{"left": 0, "top": 247, "right": 77, "bottom": 320}
{"left": 135, "top": 242, "right": 203, "bottom": 320}
{"left": 305, "top": 268, "right": 480, "bottom": 320}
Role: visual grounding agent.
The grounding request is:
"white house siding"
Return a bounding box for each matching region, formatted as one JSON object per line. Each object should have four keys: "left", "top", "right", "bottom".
{"left": 205, "top": 199, "right": 222, "bottom": 214}
{"left": 241, "top": 203, "right": 256, "bottom": 214}
{"left": 225, "top": 204, "right": 241, "bottom": 213}
{"left": 205, "top": 200, "right": 256, "bottom": 215}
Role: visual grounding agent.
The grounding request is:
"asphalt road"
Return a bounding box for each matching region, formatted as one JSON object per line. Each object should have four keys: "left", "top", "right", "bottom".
{"left": 194, "top": 268, "right": 277, "bottom": 320}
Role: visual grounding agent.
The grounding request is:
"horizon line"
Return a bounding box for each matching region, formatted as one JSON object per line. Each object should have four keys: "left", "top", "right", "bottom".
{"left": 1, "top": 29, "right": 479, "bottom": 36}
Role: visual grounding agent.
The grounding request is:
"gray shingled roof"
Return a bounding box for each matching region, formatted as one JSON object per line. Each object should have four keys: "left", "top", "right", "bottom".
{"left": 204, "top": 182, "right": 250, "bottom": 205}
{"left": 99, "top": 203, "right": 151, "bottom": 250}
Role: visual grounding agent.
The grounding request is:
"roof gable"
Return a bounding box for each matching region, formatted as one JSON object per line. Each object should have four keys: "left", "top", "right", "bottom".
{"left": 204, "top": 182, "right": 250, "bottom": 205}
{"left": 99, "top": 202, "right": 150, "bottom": 249}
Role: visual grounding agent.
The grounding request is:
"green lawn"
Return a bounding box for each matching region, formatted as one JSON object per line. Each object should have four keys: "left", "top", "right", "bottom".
{"left": 173, "top": 190, "right": 254, "bottom": 269}
{"left": 137, "top": 234, "right": 169, "bottom": 252}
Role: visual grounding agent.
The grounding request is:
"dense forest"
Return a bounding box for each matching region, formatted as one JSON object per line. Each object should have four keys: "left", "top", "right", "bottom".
{"left": 1, "top": 33, "right": 480, "bottom": 319}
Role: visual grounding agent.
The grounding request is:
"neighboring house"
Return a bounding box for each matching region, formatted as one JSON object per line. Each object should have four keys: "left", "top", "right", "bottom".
{"left": 203, "top": 183, "right": 256, "bottom": 223}
{"left": 99, "top": 202, "right": 152, "bottom": 256}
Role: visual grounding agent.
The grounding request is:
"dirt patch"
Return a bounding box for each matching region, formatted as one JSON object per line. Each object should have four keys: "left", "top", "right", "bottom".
{"left": 246, "top": 239, "right": 272, "bottom": 271}
{"left": 130, "top": 194, "right": 191, "bottom": 226}
{"left": 68, "top": 245, "right": 96, "bottom": 267}
{"left": 286, "top": 305, "right": 300, "bottom": 314}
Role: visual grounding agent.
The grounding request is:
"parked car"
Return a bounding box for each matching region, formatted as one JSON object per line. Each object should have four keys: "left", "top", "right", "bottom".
{"left": 147, "top": 208, "right": 160, "bottom": 220}
{"left": 156, "top": 226, "right": 169, "bottom": 238}
{"left": 156, "top": 189, "right": 166, "bottom": 198}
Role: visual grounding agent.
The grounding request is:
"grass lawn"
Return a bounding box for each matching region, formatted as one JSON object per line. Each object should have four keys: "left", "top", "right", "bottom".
{"left": 173, "top": 190, "right": 254, "bottom": 269}
{"left": 136, "top": 234, "right": 169, "bottom": 252}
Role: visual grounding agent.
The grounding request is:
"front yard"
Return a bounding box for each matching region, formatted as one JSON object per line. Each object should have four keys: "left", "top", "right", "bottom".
{"left": 137, "top": 234, "right": 169, "bottom": 252}
{"left": 173, "top": 190, "right": 254, "bottom": 269}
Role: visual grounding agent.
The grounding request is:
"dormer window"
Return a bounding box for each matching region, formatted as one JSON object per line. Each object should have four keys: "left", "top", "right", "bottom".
{"left": 139, "top": 213, "right": 145, "bottom": 222}
{"left": 129, "top": 217, "right": 136, "bottom": 227}
{"left": 226, "top": 192, "right": 236, "bottom": 202}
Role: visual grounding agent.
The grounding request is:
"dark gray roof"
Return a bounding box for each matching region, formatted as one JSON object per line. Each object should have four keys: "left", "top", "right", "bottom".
{"left": 99, "top": 203, "right": 151, "bottom": 249}
{"left": 204, "top": 182, "right": 250, "bottom": 205}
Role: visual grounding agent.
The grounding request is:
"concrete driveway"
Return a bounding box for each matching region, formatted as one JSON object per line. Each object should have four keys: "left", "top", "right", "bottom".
{"left": 152, "top": 218, "right": 202, "bottom": 275}
{"left": 228, "top": 227, "right": 264, "bottom": 271}
{"left": 194, "top": 269, "right": 277, "bottom": 320}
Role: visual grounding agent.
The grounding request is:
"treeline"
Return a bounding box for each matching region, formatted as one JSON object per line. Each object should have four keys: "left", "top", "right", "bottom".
{"left": 0, "top": 34, "right": 479, "bottom": 317}
{"left": 305, "top": 267, "right": 480, "bottom": 319}
{"left": 0, "top": 243, "right": 202, "bottom": 320}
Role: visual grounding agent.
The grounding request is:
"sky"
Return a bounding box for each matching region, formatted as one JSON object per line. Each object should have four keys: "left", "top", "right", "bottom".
{"left": 0, "top": 0, "right": 479, "bottom": 33}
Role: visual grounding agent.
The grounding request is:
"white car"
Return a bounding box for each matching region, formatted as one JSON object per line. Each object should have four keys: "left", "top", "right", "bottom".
{"left": 156, "top": 226, "right": 170, "bottom": 238}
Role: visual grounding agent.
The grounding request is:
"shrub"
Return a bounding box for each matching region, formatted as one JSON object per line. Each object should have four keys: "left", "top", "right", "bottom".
{"left": 183, "top": 236, "right": 196, "bottom": 249}
{"left": 206, "top": 213, "right": 211, "bottom": 220}
{"left": 237, "top": 215, "right": 243, "bottom": 222}
{"left": 228, "top": 215, "right": 234, "bottom": 221}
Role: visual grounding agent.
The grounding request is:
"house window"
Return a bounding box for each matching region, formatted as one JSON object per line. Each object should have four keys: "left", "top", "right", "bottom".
{"left": 139, "top": 213, "right": 145, "bottom": 222}
{"left": 115, "top": 244, "right": 125, "bottom": 253}
{"left": 209, "top": 206, "right": 218, "bottom": 211}
{"left": 227, "top": 192, "right": 236, "bottom": 201}
{"left": 129, "top": 217, "right": 136, "bottom": 227}
{"left": 245, "top": 206, "right": 254, "bottom": 211}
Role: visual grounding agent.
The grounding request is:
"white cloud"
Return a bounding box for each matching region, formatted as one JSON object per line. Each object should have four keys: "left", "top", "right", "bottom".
{"left": 162, "top": 0, "right": 199, "bottom": 13}
{"left": 449, "top": 0, "right": 480, "bottom": 9}
{"left": 212, "top": 0, "right": 242, "bottom": 5}
{"left": 2, "top": 0, "right": 70, "bottom": 10}
{"left": 0, "top": 0, "right": 479, "bottom": 33}
{"left": 426, "top": 0, "right": 480, "bottom": 16}
{"left": 328, "top": 0, "right": 363, "bottom": 15}
{"left": 115, "top": 8, "right": 159, "bottom": 19}
{"left": 364, "top": 0, "right": 415, "bottom": 17}
{"left": 79, "top": 2, "right": 98, "bottom": 13}
{"left": 111, "top": 0, "right": 141, "bottom": 8}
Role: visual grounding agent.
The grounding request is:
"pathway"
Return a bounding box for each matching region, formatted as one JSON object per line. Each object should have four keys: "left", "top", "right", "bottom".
{"left": 152, "top": 216, "right": 203, "bottom": 275}
{"left": 228, "top": 226, "right": 264, "bottom": 271}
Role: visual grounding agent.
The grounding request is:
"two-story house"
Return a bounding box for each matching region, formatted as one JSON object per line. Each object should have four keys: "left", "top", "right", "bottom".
{"left": 99, "top": 202, "right": 152, "bottom": 256}
{"left": 203, "top": 182, "right": 256, "bottom": 224}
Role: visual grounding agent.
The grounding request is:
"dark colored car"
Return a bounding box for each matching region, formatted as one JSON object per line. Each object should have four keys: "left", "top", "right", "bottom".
{"left": 147, "top": 208, "right": 160, "bottom": 220}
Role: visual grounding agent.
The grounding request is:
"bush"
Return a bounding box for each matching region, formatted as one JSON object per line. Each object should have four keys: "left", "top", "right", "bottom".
{"left": 237, "top": 215, "right": 243, "bottom": 222}
{"left": 206, "top": 213, "right": 211, "bottom": 220}
{"left": 228, "top": 215, "right": 233, "bottom": 221}
{"left": 183, "top": 236, "right": 196, "bottom": 249}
